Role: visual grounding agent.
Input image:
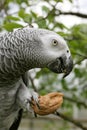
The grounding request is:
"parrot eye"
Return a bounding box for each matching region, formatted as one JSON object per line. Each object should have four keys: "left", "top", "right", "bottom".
{"left": 52, "top": 39, "right": 58, "bottom": 46}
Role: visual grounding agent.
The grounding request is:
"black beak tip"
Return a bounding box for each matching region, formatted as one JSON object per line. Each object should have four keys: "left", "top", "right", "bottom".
{"left": 63, "top": 58, "right": 73, "bottom": 78}
{"left": 63, "top": 73, "right": 68, "bottom": 78}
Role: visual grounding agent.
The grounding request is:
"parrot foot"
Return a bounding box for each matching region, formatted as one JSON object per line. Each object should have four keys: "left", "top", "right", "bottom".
{"left": 16, "top": 84, "right": 39, "bottom": 112}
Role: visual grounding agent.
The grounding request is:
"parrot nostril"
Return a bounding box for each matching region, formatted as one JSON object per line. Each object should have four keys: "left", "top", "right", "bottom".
{"left": 67, "top": 50, "right": 69, "bottom": 53}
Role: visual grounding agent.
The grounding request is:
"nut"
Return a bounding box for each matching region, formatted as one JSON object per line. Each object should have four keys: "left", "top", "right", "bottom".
{"left": 31, "top": 92, "right": 63, "bottom": 116}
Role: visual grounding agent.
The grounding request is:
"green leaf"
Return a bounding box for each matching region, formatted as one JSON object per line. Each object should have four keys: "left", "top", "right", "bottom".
{"left": 30, "top": 11, "right": 37, "bottom": 19}
{"left": 42, "top": 6, "right": 50, "bottom": 12}
{"left": 18, "top": 9, "right": 32, "bottom": 23}
{"left": 15, "top": 0, "right": 29, "bottom": 4}
{"left": 54, "top": 0, "right": 63, "bottom": 2}
{"left": 54, "top": 22, "right": 67, "bottom": 29}
{"left": 24, "top": 14, "right": 32, "bottom": 23}
{"left": 18, "top": 9, "right": 25, "bottom": 18}
{"left": 3, "top": 22, "right": 23, "bottom": 31}
{"left": 61, "top": 79, "right": 68, "bottom": 90}
{"left": 68, "top": 0, "right": 73, "bottom": 3}
{"left": 47, "top": 10, "right": 55, "bottom": 23}
{"left": 74, "top": 68, "right": 82, "bottom": 78}
{"left": 5, "top": 0, "right": 12, "bottom": 5}
{"left": 6, "top": 16, "right": 20, "bottom": 21}
{"left": 37, "top": 19, "right": 47, "bottom": 28}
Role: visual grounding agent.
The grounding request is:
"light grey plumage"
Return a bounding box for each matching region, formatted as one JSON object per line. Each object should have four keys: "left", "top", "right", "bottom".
{"left": 0, "top": 27, "right": 73, "bottom": 130}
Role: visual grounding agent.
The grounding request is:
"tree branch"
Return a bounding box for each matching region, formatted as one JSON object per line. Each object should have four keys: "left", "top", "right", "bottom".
{"left": 55, "top": 112, "right": 87, "bottom": 130}
{"left": 28, "top": 73, "right": 38, "bottom": 92}
{"left": 64, "top": 96, "right": 87, "bottom": 108}
{"left": 0, "top": 0, "right": 7, "bottom": 11}
{"left": 58, "top": 11, "right": 87, "bottom": 18}
{"left": 71, "top": 52, "right": 87, "bottom": 65}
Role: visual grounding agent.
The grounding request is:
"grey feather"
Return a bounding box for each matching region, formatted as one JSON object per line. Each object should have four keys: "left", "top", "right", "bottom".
{"left": 0, "top": 27, "right": 73, "bottom": 130}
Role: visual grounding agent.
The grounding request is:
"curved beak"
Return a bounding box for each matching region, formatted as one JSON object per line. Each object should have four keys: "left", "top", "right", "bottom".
{"left": 47, "top": 55, "right": 73, "bottom": 78}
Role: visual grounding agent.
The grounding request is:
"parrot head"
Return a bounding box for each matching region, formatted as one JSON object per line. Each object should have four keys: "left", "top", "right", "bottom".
{"left": 38, "top": 30, "right": 73, "bottom": 78}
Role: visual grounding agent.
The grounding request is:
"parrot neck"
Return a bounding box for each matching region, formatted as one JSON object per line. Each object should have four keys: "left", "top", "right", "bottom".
{"left": 0, "top": 28, "right": 50, "bottom": 86}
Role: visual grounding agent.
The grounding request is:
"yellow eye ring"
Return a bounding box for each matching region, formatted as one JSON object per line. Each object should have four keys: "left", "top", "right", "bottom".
{"left": 52, "top": 39, "right": 58, "bottom": 46}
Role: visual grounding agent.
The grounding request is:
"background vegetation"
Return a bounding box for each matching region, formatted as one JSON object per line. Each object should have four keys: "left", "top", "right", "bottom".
{"left": 0, "top": 0, "right": 87, "bottom": 130}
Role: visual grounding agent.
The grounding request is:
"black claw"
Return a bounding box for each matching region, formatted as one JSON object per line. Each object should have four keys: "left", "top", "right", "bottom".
{"left": 36, "top": 102, "right": 41, "bottom": 109}
{"left": 34, "top": 112, "right": 37, "bottom": 117}
{"left": 31, "top": 96, "right": 34, "bottom": 100}
{"left": 28, "top": 96, "right": 40, "bottom": 109}
{"left": 31, "top": 96, "right": 40, "bottom": 109}
{"left": 28, "top": 99, "right": 34, "bottom": 106}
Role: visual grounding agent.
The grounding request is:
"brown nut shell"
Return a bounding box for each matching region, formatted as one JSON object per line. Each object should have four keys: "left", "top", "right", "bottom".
{"left": 31, "top": 92, "right": 63, "bottom": 116}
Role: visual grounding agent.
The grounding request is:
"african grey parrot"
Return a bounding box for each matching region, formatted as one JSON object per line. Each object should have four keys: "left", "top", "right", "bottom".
{"left": 0, "top": 27, "right": 73, "bottom": 130}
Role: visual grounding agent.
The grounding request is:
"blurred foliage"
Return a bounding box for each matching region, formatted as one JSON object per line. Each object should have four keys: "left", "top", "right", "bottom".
{"left": 0, "top": 0, "right": 87, "bottom": 129}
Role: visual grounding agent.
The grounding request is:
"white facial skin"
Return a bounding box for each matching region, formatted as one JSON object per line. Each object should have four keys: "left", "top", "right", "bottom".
{"left": 40, "top": 33, "right": 71, "bottom": 62}
{"left": 38, "top": 32, "right": 73, "bottom": 77}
